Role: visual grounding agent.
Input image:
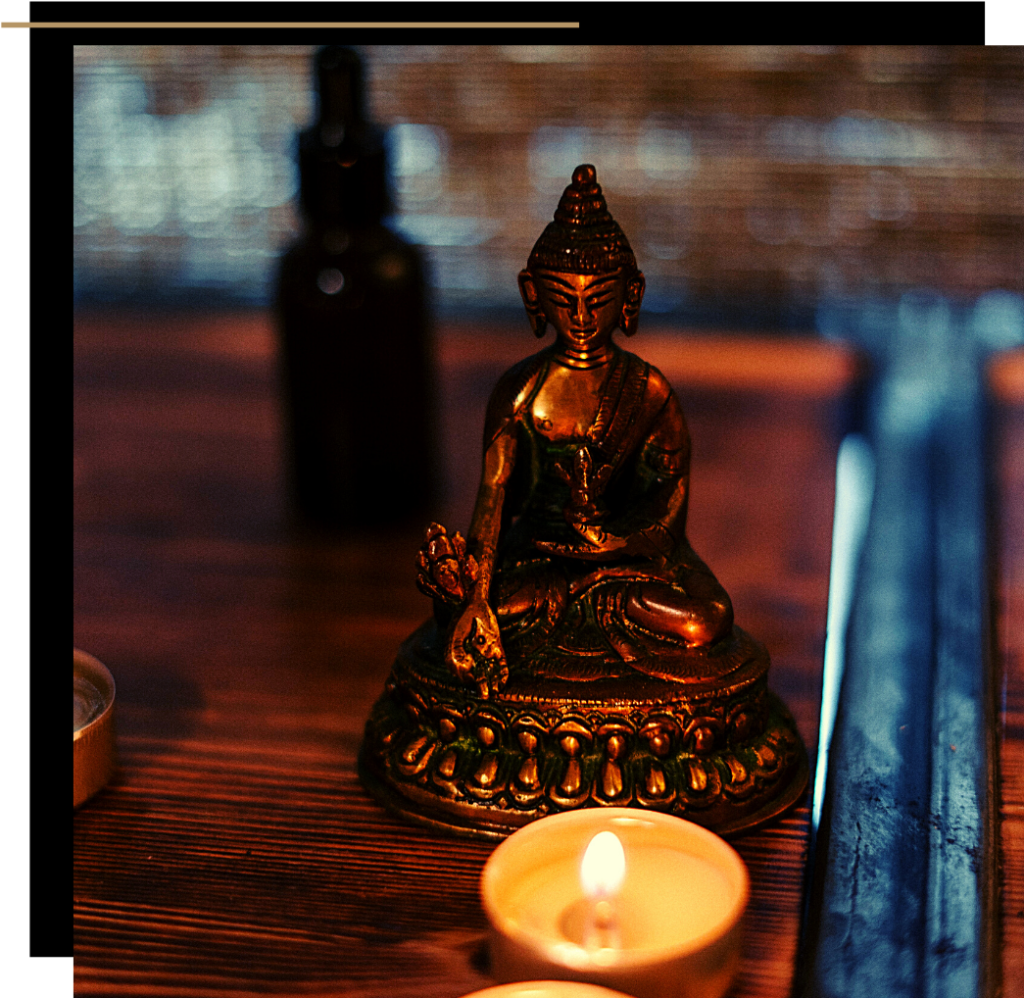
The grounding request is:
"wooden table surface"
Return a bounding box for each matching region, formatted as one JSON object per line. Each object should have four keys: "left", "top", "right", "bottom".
{"left": 71, "top": 308, "right": 875, "bottom": 997}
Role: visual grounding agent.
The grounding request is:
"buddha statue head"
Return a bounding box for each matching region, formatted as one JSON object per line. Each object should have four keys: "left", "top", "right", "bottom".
{"left": 518, "top": 165, "right": 646, "bottom": 354}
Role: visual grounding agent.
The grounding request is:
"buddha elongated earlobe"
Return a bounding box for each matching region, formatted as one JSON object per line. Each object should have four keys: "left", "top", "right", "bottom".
{"left": 518, "top": 270, "right": 547, "bottom": 339}
{"left": 620, "top": 303, "right": 637, "bottom": 337}
{"left": 620, "top": 273, "right": 645, "bottom": 337}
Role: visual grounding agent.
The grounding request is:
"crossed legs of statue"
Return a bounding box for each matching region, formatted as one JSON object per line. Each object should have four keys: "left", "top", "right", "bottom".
{"left": 494, "top": 556, "right": 734, "bottom": 671}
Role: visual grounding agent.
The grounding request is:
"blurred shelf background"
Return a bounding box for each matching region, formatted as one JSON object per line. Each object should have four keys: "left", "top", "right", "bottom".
{"left": 74, "top": 44, "right": 1023, "bottom": 333}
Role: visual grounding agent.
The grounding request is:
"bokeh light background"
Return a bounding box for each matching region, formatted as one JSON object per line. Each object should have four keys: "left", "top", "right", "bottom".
{"left": 73, "top": 44, "right": 1023, "bottom": 338}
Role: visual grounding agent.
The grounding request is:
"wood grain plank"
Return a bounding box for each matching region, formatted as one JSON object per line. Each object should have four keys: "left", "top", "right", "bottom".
{"left": 74, "top": 310, "right": 854, "bottom": 997}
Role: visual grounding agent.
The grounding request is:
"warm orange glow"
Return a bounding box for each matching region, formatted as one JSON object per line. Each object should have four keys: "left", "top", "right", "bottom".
{"left": 580, "top": 830, "right": 626, "bottom": 900}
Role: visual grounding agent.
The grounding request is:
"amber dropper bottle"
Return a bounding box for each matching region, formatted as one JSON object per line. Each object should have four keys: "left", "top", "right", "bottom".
{"left": 276, "top": 46, "right": 435, "bottom": 528}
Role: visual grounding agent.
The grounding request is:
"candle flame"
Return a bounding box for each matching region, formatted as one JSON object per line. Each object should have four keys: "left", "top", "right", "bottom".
{"left": 580, "top": 830, "right": 626, "bottom": 900}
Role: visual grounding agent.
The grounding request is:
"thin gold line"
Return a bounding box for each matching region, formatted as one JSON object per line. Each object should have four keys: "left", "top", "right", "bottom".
{"left": 2, "top": 21, "right": 579, "bottom": 28}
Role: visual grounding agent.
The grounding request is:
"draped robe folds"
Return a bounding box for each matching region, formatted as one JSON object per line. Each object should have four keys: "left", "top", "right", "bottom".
{"left": 475, "top": 344, "right": 733, "bottom": 682}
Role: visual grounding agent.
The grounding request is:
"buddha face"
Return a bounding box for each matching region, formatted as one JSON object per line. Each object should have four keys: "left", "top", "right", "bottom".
{"left": 518, "top": 268, "right": 646, "bottom": 357}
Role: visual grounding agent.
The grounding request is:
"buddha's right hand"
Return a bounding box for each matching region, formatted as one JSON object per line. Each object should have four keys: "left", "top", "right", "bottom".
{"left": 416, "top": 523, "right": 479, "bottom": 606}
{"left": 446, "top": 599, "right": 508, "bottom": 699}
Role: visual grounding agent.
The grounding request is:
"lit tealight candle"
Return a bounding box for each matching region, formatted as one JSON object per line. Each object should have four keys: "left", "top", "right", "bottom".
{"left": 481, "top": 809, "right": 748, "bottom": 998}
{"left": 459, "top": 982, "right": 634, "bottom": 998}
{"left": 577, "top": 831, "right": 626, "bottom": 951}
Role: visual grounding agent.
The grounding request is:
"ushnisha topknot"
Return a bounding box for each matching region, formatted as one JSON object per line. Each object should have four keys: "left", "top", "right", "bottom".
{"left": 527, "top": 164, "right": 638, "bottom": 276}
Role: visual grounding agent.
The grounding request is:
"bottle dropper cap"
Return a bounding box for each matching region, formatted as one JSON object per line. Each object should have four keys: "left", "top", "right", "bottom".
{"left": 298, "top": 45, "right": 391, "bottom": 225}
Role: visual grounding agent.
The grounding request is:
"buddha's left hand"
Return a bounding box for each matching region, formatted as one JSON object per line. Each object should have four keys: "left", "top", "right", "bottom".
{"left": 535, "top": 523, "right": 632, "bottom": 560}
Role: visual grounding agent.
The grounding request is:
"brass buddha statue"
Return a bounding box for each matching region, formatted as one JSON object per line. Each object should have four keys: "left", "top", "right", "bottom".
{"left": 360, "top": 166, "right": 807, "bottom": 838}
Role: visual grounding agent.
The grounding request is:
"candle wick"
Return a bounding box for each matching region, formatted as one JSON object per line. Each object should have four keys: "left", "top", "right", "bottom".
{"left": 584, "top": 894, "right": 621, "bottom": 951}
